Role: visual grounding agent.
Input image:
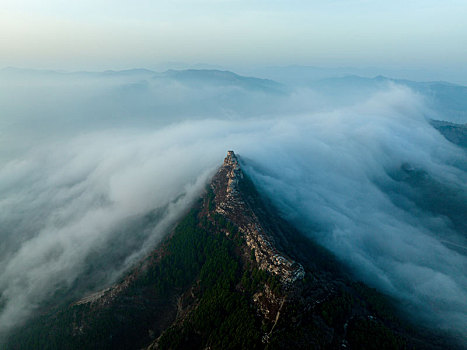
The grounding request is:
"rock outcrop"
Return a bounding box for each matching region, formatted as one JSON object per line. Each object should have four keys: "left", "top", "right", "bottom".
{"left": 211, "top": 150, "right": 305, "bottom": 284}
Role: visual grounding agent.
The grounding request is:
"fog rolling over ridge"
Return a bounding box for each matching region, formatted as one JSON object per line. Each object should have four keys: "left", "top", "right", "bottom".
{"left": 0, "top": 69, "right": 466, "bottom": 341}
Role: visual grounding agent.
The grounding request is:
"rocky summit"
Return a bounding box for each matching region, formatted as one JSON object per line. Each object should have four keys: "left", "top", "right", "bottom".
{"left": 212, "top": 151, "right": 305, "bottom": 284}
{"left": 4, "top": 151, "right": 460, "bottom": 350}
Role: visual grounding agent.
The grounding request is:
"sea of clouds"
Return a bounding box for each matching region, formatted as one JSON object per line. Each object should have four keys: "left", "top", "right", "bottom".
{"left": 0, "top": 70, "right": 466, "bottom": 341}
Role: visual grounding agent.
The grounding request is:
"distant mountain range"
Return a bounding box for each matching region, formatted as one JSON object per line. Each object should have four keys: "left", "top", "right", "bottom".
{"left": 3, "top": 67, "right": 465, "bottom": 123}
{"left": 0, "top": 67, "right": 285, "bottom": 93}
{"left": 156, "top": 69, "right": 286, "bottom": 93}
{"left": 315, "top": 75, "right": 467, "bottom": 123}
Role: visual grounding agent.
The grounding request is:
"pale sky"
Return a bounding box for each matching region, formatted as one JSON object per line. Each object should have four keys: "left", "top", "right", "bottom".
{"left": 1, "top": 0, "right": 466, "bottom": 72}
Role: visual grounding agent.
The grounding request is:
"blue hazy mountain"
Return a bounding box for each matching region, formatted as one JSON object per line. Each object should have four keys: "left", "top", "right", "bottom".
{"left": 305, "top": 75, "right": 467, "bottom": 123}
{"left": 157, "top": 69, "right": 286, "bottom": 93}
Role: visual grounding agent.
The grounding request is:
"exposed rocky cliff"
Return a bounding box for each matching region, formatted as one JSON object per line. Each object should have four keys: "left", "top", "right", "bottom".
{"left": 212, "top": 151, "right": 305, "bottom": 284}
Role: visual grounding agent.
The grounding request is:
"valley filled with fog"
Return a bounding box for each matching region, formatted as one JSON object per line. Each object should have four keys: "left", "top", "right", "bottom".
{"left": 0, "top": 68, "right": 466, "bottom": 341}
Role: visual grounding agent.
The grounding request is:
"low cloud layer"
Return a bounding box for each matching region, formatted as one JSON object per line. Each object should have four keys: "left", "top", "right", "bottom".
{"left": 0, "top": 71, "right": 466, "bottom": 341}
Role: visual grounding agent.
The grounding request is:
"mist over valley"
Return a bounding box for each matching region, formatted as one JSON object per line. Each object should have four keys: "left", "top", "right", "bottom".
{"left": 0, "top": 67, "right": 466, "bottom": 347}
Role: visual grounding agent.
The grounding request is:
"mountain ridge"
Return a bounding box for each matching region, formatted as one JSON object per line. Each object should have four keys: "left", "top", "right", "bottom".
{"left": 3, "top": 151, "right": 461, "bottom": 349}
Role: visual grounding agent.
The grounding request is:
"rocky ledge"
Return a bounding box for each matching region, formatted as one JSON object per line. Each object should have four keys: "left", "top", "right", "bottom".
{"left": 211, "top": 151, "right": 305, "bottom": 285}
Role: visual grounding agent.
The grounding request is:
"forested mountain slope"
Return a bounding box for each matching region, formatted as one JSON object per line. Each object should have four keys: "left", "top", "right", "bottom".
{"left": 4, "top": 152, "right": 459, "bottom": 350}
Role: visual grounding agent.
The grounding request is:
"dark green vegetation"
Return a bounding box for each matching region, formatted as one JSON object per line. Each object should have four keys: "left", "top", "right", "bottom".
{"left": 154, "top": 209, "right": 263, "bottom": 350}
{"left": 4, "top": 201, "right": 265, "bottom": 350}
